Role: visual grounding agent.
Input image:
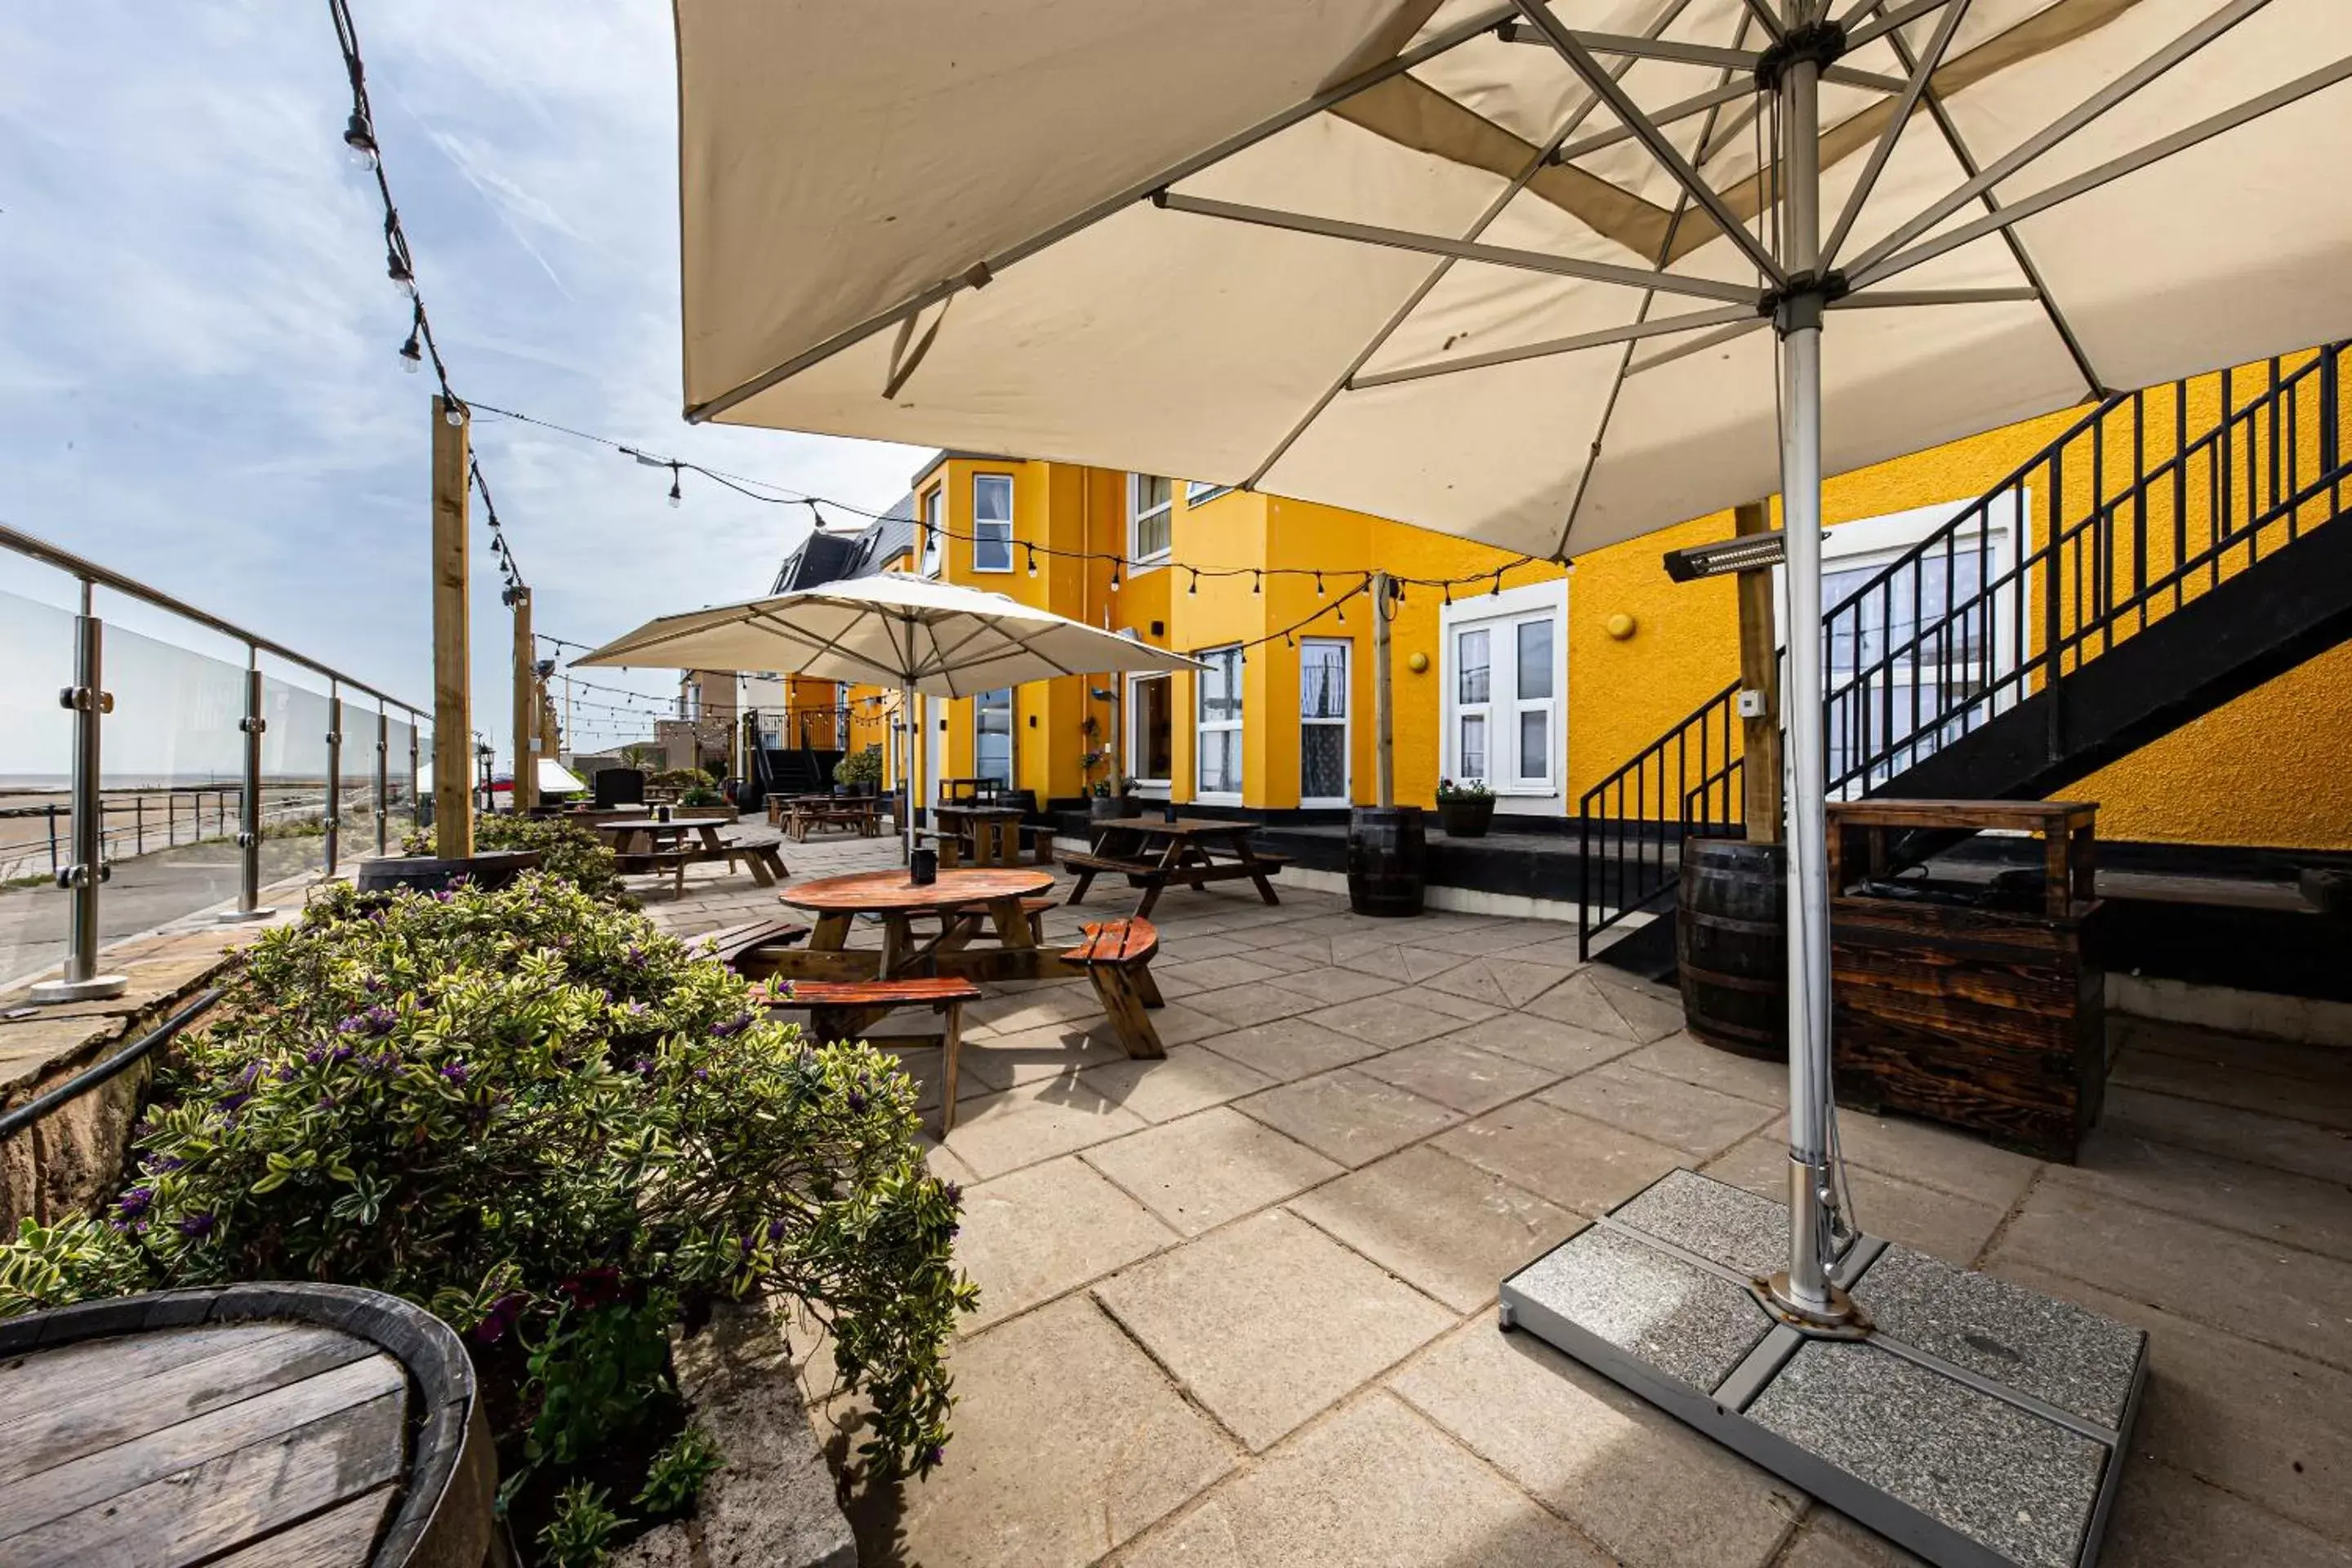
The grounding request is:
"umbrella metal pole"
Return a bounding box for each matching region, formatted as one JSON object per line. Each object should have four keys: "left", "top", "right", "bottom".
{"left": 902, "top": 681, "right": 916, "bottom": 864}
{"left": 1770, "top": 50, "right": 1845, "bottom": 1325}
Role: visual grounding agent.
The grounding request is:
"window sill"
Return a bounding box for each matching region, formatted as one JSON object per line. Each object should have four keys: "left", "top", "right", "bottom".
{"left": 1193, "top": 791, "right": 1244, "bottom": 805}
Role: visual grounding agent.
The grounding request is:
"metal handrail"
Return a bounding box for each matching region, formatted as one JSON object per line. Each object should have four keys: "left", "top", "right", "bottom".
{"left": 0, "top": 987, "right": 224, "bottom": 1142}
{"left": 1576, "top": 341, "right": 2352, "bottom": 960}
{"left": 0, "top": 519, "right": 424, "bottom": 714}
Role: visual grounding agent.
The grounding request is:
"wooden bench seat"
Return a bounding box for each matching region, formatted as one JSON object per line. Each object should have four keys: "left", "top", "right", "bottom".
{"left": 1060, "top": 917, "right": 1165, "bottom": 1058}
{"left": 692, "top": 917, "right": 808, "bottom": 967}
{"left": 753, "top": 975, "right": 983, "bottom": 1133}
{"left": 944, "top": 894, "right": 1058, "bottom": 943}
{"left": 614, "top": 848, "right": 696, "bottom": 898}
{"left": 1060, "top": 851, "right": 1160, "bottom": 879}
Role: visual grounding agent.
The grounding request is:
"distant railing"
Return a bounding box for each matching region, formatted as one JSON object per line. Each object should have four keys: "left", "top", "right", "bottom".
{"left": 1, "top": 520, "right": 427, "bottom": 996}
{"left": 1575, "top": 341, "right": 2352, "bottom": 960}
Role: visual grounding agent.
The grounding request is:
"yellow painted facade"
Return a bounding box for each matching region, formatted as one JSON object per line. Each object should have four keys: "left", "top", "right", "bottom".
{"left": 810, "top": 354, "right": 2350, "bottom": 851}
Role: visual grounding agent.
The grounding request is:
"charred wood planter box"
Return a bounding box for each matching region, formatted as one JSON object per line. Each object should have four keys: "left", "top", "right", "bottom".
{"left": 1827, "top": 800, "right": 2105, "bottom": 1162}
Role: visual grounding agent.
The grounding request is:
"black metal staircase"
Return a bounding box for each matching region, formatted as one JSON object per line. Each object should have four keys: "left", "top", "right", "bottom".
{"left": 1579, "top": 341, "right": 2352, "bottom": 960}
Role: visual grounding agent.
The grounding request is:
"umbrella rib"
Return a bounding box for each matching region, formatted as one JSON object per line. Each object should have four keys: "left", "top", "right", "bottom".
{"left": 1861, "top": 3, "right": 2106, "bottom": 399}
{"left": 1552, "top": 16, "right": 1762, "bottom": 558}
{"left": 1842, "top": 0, "right": 2278, "bottom": 280}
{"left": 1555, "top": 82, "right": 1752, "bottom": 167}
{"left": 746, "top": 607, "right": 911, "bottom": 686}
{"left": 1820, "top": 0, "right": 1973, "bottom": 269}
{"left": 1156, "top": 194, "right": 1757, "bottom": 305}
{"left": 684, "top": 3, "right": 1515, "bottom": 425}
{"left": 1349, "top": 304, "right": 1763, "bottom": 390}
{"left": 1840, "top": 0, "right": 1954, "bottom": 50}
{"left": 1829, "top": 287, "right": 2040, "bottom": 308}
{"left": 1241, "top": 0, "right": 1700, "bottom": 488}
{"left": 1624, "top": 316, "right": 1773, "bottom": 376}
{"left": 1506, "top": 0, "right": 1787, "bottom": 283}
{"left": 1847, "top": 53, "right": 2352, "bottom": 292}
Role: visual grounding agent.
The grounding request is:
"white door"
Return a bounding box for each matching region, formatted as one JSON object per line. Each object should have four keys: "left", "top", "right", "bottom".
{"left": 1441, "top": 580, "right": 1566, "bottom": 808}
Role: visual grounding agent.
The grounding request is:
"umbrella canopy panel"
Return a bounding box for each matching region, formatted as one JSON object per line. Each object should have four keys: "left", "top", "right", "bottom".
{"left": 679, "top": 0, "right": 2352, "bottom": 559}
{"left": 571, "top": 572, "right": 1202, "bottom": 696}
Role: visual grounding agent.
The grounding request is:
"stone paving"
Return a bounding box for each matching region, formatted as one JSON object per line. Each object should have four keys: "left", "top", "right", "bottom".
{"left": 644, "top": 829, "right": 2352, "bottom": 1568}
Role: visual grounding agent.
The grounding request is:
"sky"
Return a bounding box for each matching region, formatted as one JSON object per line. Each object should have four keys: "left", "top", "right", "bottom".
{"left": 0, "top": 1, "right": 924, "bottom": 767}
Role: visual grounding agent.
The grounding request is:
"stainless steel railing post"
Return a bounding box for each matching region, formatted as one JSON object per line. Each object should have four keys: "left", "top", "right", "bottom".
{"left": 323, "top": 687, "right": 343, "bottom": 878}
{"left": 218, "top": 652, "right": 274, "bottom": 924}
{"left": 375, "top": 707, "right": 390, "bottom": 856}
{"left": 31, "top": 581, "right": 127, "bottom": 1003}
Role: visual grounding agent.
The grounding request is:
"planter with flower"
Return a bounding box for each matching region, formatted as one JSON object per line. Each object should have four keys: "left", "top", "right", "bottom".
{"left": 0, "top": 874, "right": 970, "bottom": 1566}
{"left": 1080, "top": 751, "right": 1135, "bottom": 820}
{"left": 1436, "top": 777, "right": 1497, "bottom": 839}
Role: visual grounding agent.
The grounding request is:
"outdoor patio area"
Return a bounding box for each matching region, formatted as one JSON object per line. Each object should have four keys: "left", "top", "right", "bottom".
{"left": 643, "top": 831, "right": 2352, "bottom": 1568}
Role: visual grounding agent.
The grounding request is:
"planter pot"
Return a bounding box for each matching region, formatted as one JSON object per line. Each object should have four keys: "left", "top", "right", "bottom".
{"left": 1437, "top": 795, "right": 1496, "bottom": 839}
{"left": 1677, "top": 838, "right": 1786, "bottom": 1060}
{"left": 1089, "top": 794, "right": 1134, "bottom": 822}
{"left": 356, "top": 849, "right": 542, "bottom": 895}
{"left": 1347, "top": 806, "right": 1426, "bottom": 917}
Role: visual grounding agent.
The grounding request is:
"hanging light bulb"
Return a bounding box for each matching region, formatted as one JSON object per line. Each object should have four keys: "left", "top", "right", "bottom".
{"left": 667, "top": 466, "right": 684, "bottom": 508}
{"left": 1336, "top": 599, "right": 1347, "bottom": 624}
{"left": 1315, "top": 572, "right": 1325, "bottom": 596}
{"left": 1285, "top": 632, "right": 1294, "bottom": 648}
{"left": 399, "top": 319, "right": 422, "bottom": 373}
{"left": 1491, "top": 570, "right": 1504, "bottom": 597}
{"left": 1252, "top": 571, "right": 1261, "bottom": 595}
{"left": 387, "top": 249, "right": 416, "bottom": 299}
{"left": 443, "top": 399, "right": 466, "bottom": 428}
{"left": 343, "top": 110, "right": 379, "bottom": 171}
{"left": 1026, "top": 544, "right": 1039, "bottom": 577}
{"left": 1109, "top": 557, "right": 1122, "bottom": 590}
{"left": 1187, "top": 569, "right": 1198, "bottom": 596}
{"left": 1443, "top": 581, "right": 1453, "bottom": 605}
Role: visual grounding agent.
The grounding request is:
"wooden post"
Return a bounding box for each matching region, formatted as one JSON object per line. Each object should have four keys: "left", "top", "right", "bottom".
{"left": 1734, "top": 500, "right": 1784, "bottom": 842}
{"left": 1370, "top": 569, "right": 1395, "bottom": 808}
{"left": 508, "top": 586, "right": 536, "bottom": 814}
{"left": 431, "top": 397, "right": 474, "bottom": 858}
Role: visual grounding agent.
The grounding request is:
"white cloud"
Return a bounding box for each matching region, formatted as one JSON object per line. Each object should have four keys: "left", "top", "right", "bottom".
{"left": 0, "top": 0, "right": 925, "bottom": 756}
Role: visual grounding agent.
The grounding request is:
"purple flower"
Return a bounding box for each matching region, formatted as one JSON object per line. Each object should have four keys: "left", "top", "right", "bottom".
{"left": 626, "top": 946, "right": 648, "bottom": 969}
{"left": 317, "top": 1092, "right": 339, "bottom": 1111}
{"left": 942, "top": 1182, "right": 963, "bottom": 1205}
{"left": 922, "top": 1444, "right": 945, "bottom": 1471}
{"left": 439, "top": 1061, "right": 470, "bottom": 1086}
{"left": 146, "top": 1155, "right": 185, "bottom": 1174}
{"left": 176, "top": 1211, "right": 217, "bottom": 1240}
{"left": 693, "top": 1067, "right": 710, "bottom": 1081}
{"left": 847, "top": 1092, "right": 866, "bottom": 1113}
{"left": 117, "top": 1187, "right": 154, "bottom": 1221}
{"left": 215, "top": 1091, "right": 251, "bottom": 1114}
{"left": 236, "top": 1060, "right": 264, "bottom": 1089}
{"left": 474, "top": 1291, "right": 528, "bottom": 1345}
{"left": 765, "top": 1218, "right": 788, "bottom": 1242}
{"left": 305, "top": 1046, "right": 328, "bottom": 1066}
{"left": 710, "top": 1013, "right": 751, "bottom": 1039}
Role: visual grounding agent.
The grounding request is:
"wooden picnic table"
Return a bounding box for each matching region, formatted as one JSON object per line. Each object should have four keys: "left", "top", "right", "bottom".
{"left": 1067, "top": 816, "right": 1286, "bottom": 916}
{"left": 931, "top": 803, "right": 1027, "bottom": 866}
{"left": 594, "top": 817, "right": 785, "bottom": 889}
{"left": 773, "top": 866, "right": 1067, "bottom": 982}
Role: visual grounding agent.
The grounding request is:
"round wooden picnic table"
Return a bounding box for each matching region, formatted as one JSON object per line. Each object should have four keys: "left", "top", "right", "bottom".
{"left": 781, "top": 866, "right": 1055, "bottom": 978}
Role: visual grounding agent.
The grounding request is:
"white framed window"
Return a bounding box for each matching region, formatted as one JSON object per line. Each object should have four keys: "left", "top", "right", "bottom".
{"left": 974, "top": 687, "right": 1014, "bottom": 786}
{"left": 1129, "top": 671, "right": 1173, "bottom": 793}
{"left": 1441, "top": 578, "right": 1566, "bottom": 803}
{"left": 972, "top": 474, "right": 1013, "bottom": 572}
{"left": 918, "top": 488, "right": 944, "bottom": 577}
{"left": 1129, "top": 474, "right": 1174, "bottom": 564}
{"left": 1299, "top": 639, "right": 1350, "bottom": 806}
{"left": 1186, "top": 479, "right": 1232, "bottom": 509}
{"left": 1195, "top": 645, "right": 1243, "bottom": 800}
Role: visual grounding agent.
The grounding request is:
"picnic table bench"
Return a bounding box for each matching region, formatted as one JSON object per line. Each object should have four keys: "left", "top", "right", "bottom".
{"left": 751, "top": 974, "right": 982, "bottom": 1133}
{"left": 1067, "top": 816, "right": 1287, "bottom": 916}
{"left": 599, "top": 817, "right": 787, "bottom": 897}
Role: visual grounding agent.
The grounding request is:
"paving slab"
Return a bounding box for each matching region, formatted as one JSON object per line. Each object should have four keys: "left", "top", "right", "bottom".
{"left": 1521, "top": 972, "right": 1647, "bottom": 1039}
{"left": 963, "top": 984, "right": 1105, "bottom": 1034}
{"left": 1120, "top": 1391, "right": 1614, "bottom": 1568}
{"left": 1296, "top": 994, "right": 1479, "bottom": 1050}
{"left": 1989, "top": 1180, "right": 2352, "bottom": 1370}
{"left": 955, "top": 1156, "right": 1179, "bottom": 1330}
{"left": 1182, "top": 982, "right": 1326, "bottom": 1029}
{"left": 1192, "top": 1014, "right": 1383, "bottom": 1081}
{"left": 1330, "top": 942, "right": 1477, "bottom": 985}
{"left": 1080, "top": 1045, "right": 1278, "bottom": 1124}
{"left": 1437, "top": 1098, "right": 1686, "bottom": 1216}
{"left": 1268, "top": 964, "right": 1402, "bottom": 1007}
{"left": 1155, "top": 955, "right": 1288, "bottom": 992}
{"left": 2099, "top": 1456, "right": 2352, "bottom": 1568}
{"left": 1081, "top": 1106, "right": 1343, "bottom": 1236}
{"left": 1352, "top": 1033, "right": 1562, "bottom": 1114}
{"left": 2100, "top": 1083, "right": 2352, "bottom": 1185}
{"left": 862, "top": 1297, "right": 1235, "bottom": 1568}
{"left": 1775, "top": 1511, "right": 1928, "bottom": 1568}
{"left": 1397, "top": 985, "right": 1510, "bottom": 1023}
{"left": 1434, "top": 1011, "right": 1643, "bottom": 1076}
{"left": 1290, "top": 1145, "right": 1578, "bottom": 1312}
{"left": 1236, "top": 1067, "right": 1463, "bottom": 1168}
{"left": 1392, "top": 1319, "right": 1805, "bottom": 1568}
{"left": 1994, "top": 1260, "right": 2352, "bottom": 1544}
{"left": 2047, "top": 1125, "right": 2352, "bottom": 1262}
{"left": 959, "top": 1022, "right": 1131, "bottom": 1090}
{"left": 1615, "top": 1033, "right": 1789, "bottom": 1106}
{"left": 1422, "top": 956, "right": 1582, "bottom": 1010}
{"left": 2109, "top": 1045, "right": 2352, "bottom": 1132}
{"left": 1826, "top": 1106, "right": 2044, "bottom": 1210}
{"left": 1539, "top": 1059, "right": 1780, "bottom": 1158}
{"left": 938, "top": 1077, "right": 1151, "bottom": 1181}
{"left": 1590, "top": 973, "right": 1687, "bottom": 1041}
{"left": 1092, "top": 1211, "right": 1456, "bottom": 1451}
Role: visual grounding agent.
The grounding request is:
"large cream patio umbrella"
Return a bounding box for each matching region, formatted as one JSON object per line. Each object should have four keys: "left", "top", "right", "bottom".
{"left": 572, "top": 572, "right": 1200, "bottom": 858}
{"left": 668, "top": 4, "right": 2352, "bottom": 1559}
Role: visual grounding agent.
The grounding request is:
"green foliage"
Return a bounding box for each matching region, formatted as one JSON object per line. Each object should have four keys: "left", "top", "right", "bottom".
{"left": 635, "top": 1423, "right": 723, "bottom": 1514}
{"left": 0, "top": 874, "right": 972, "bottom": 1484}
{"left": 834, "top": 745, "right": 884, "bottom": 787}
{"left": 648, "top": 768, "right": 710, "bottom": 795}
{"left": 679, "top": 786, "right": 724, "bottom": 808}
{"left": 402, "top": 815, "right": 631, "bottom": 906}
{"left": 537, "top": 1480, "right": 628, "bottom": 1568}
{"left": 1434, "top": 777, "right": 1494, "bottom": 801}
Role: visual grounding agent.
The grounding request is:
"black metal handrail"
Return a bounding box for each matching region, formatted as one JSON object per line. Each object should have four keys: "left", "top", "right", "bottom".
{"left": 1576, "top": 341, "right": 2352, "bottom": 960}
{"left": 0, "top": 987, "right": 223, "bottom": 1143}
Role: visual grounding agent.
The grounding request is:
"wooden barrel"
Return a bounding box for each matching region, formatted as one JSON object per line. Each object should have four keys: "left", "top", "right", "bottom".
{"left": 1677, "top": 838, "right": 1788, "bottom": 1060}
{"left": 0, "top": 1283, "right": 495, "bottom": 1567}
{"left": 357, "top": 849, "right": 541, "bottom": 895}
{"left": 1348, "top": 806, "right": 1427, "bottom": 918}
